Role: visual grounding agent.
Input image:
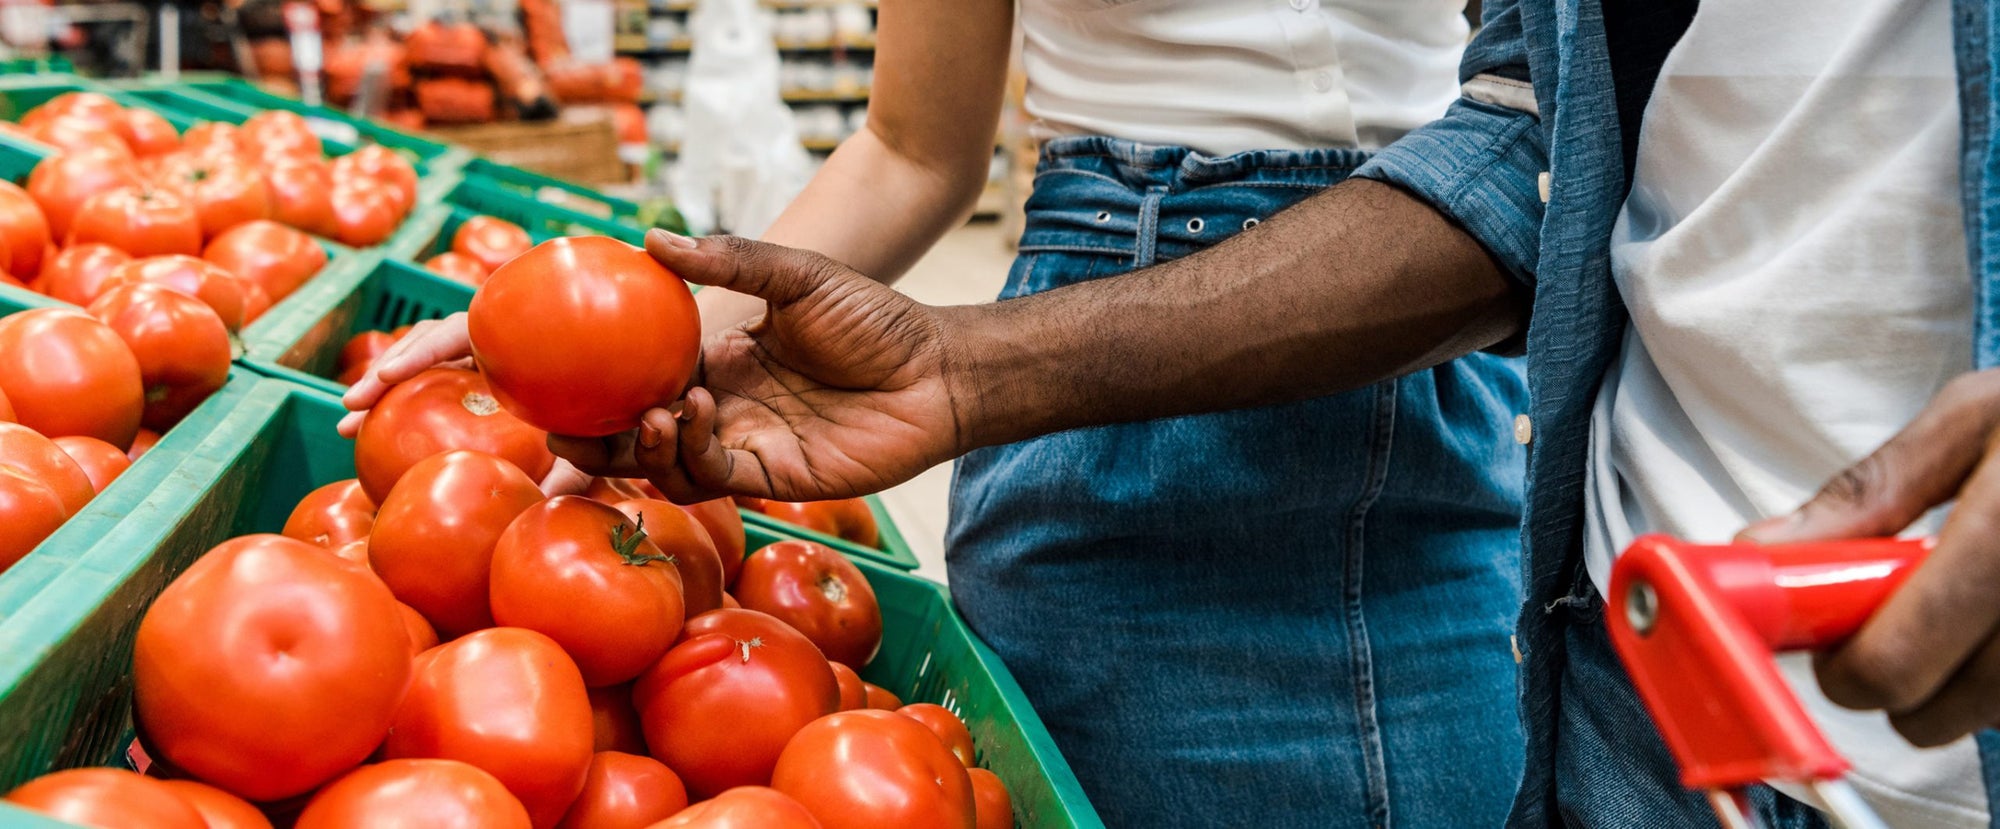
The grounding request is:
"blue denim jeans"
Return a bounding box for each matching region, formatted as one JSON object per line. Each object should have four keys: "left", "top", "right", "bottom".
{"left": 946, "top": 136, "right": 1531, "bottom": 828}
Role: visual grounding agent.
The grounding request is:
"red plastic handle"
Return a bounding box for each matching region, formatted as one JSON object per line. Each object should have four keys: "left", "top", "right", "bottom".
{"left": 1606, "top": 534, "right": 1930, "bottom": 790}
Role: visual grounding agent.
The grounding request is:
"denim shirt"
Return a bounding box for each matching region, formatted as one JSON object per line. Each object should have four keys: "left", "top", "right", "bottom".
{"left": 1353, "top": 0, "right": 2000, "bottom": 824}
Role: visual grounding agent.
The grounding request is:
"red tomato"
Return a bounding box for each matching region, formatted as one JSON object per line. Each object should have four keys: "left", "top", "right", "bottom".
{"left": 554, "top": 752, "right": 687, "bottom": 829}
{"left": 27, "top": 115, "right": 136, "bottom": 164}
{"left": 0, "top": 421, "right": 97, "bottom": 513}
{"left": 134, "top": 534, "right": 413, "bottom": 801}
{"left": 0, "top": 385, "right": 11, "bottom": 421}
{"left": 0, "top": 308, "right": 144, "bottom": 447}
{"left": 770, "top": 710, "right": 975, "bottom": 829}
{"left": 203, "top": 220, "right": 326, "bottom": 301}
{"left": 21, "top": 92, "right": 123, "bottom": 131}
{"left": 400, "top": 601, "right": 441, "bottom": 656}
{"left": 52, "top": 435, "right": 130, "bottom": 494}
{"left": 127, "top": 427, "right": 160, "bottom": 460}
{"left": 39, "top": 243, "right": 133, "bottom": 306}
{"left": 329, "top": 178, "right": 403, "bottom": 246}
{"left": 3, "top": 768, "right": 206, "bottom": 829}
{"left": 296, "top": 759, "right": 532, "bottom": 829}
{"left": 491, "top": 496, "right": 686, "bottom": 687}
{"left": 339, "top": 330, "right": 398, "bottom": 379}
{"left": 265, "top": 158, "right": 337, "bottom": 236}
{"left": 180, "top": 122, "right": 242, "bottom": 157}
{"left": 863, "top": 683, "right": 901, "bottom": 711}
{"left": 327, "top": 537, "right": 372, "bottom": 570}
{"left": 468, "top": 237, "right": 700, "bottom": 436}
{"left": 100, "top": 254, "right": 249, "bottom": 332}
{"left": 614, "top": 498, "right": 725, "bottom": 617}
{"left": 150, "top": 153, "right": 273, "bottom": 239}
{"left": 426, "top": 251, "right": 489, "bottom": 286}
{"left": 120, "top": 109, "right": 181, "bottom": 157}
{"left": 584, "top": 476, "right": 647, "bottom": 504}
{"left": 0, "top": 465, "right": 67, "bottom": 572}
{"left": 240, "top": 110, "right": 323, "bottom": 161}
{"left": 158, "top": 780, "right": 274, "bottom": 829}
{"left": 587, "top": 684, "right": 648, "bottom": 755}
{"left": 453, "top": 216, "right": 533, "bottom": 274}
{"left": 830, "top": 662, "right": 864, "bottom": 712}
{"left": 353, "top": 366, "right": 555, "bottom": 503}
{"left": 722, "top": 592, "right": 741, "bottom": 609}
{"left": 333, "top": 145, "right": 418, "bottom": 214}
{"left": 384, "top": 627, "right": 595, "bottom": 828}
{"left": 680, "top": 499, "right": 747, "bottom": 587}
{"left": 898, "top": 703, "right": 976, "bottom": 767}
{"left": 283, "top": 479, "right": 377, "bottom": 547}
{"left": 86, "top": 283, "right": 233, "bottom": 430}
{"left": 755, "top": 499, "right": 880, "bottom": 549}
{"left": 368, "top": 449, "right": 544, "bottom": 637}
{"left": 634, "top": 609, "right": 839, "bottom": 798}
{"left": 0, "top": 179, "right": 52, "bottom": 278}
{"left": 966, "top": 769, "right": 1012, "bottom": 829}
{"left": 734, "top": 541, "right": 882, "bottom": 668}
{"left": 27, "top": 150, "right": 145, "bottom": 242}
{"left": 241, "top": 281, "right": 272, "bottom": 325}
{"left": 68, "top": 185, "right": 203, "bottom": 257}
{"left": 650, "top": 786, "right": 823, "bottom": 829}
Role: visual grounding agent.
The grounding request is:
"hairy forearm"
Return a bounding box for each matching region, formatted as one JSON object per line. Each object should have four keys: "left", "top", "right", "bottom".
{"left": 943, "top": 178, "right": 1528, "bottom": 450}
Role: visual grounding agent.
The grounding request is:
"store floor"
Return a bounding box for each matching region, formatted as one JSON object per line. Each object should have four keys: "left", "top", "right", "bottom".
{"left": 875, "top": 219, "right": 1016, "bottom": 583}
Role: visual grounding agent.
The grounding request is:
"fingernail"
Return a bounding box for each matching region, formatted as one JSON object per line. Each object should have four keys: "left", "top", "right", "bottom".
{"left": 649, "top": 228, "right": 698, "bottom": 250}
{"left": 638, "top": 424, "right": 662, "bottom": 449}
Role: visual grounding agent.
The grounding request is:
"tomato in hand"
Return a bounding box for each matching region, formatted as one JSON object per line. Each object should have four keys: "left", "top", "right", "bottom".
{"left": 265, "top": 158, "right": 336, "bottom": 237}
{"left": 68, "top": 185, "right": 203, "bottom": 257}
{"left": 283, "top": 479, "right": 377, "bottom": 547}
{"left": 898, "top": 703, "right": 976, "bottom": 767}
{"left": 863, "top": 682, "right": 902, "bottom": 711}
{"left": 830, "top": 662, "right": 865, "bottom": 711}
{"left": 296, "top": 759, "right": 531, "bottom": 829}
{"left": 754, "top": 499, "right": 880, "bottom": 549}
{"left": 204, "top": 220, "right": 326, "bottom": 301}
{"left": 39, "top": 243, "right": 133, "bottom": 306}
{"left": 491, "top": 496, "right": 686, "bottom": 687}
{"left": 4, "top": 768, "right": 206, "bottom": 829}
{"left": 52, "top": 435, "right": 130, "bottom": 494}
{"left": 0, "top": 421, "right": 98, "bottom": 513}
{"left": 680, "top": 498, "right": 747, "bottom": 587}
{"left": 87, "top": 283, "right": 233, "bottom": 430}
{"left": 150, "top": 153, "right": 273, "bottom": 239}
{"left": 384, "top": 627, "right": 594, "bottom": 828}
{"left": 967, "top": 768, "right": 1012, "bottom": 829}
{"left": 0, "top": 308, "right": 144, "bottom": 448}
{"left": 158, "top": 780, "right": 274, "bottom": 829}
{"left": 554, "top": 751, "right": 687, "bottom": 829}
{"left": 734, "top": 541, "right": 882, "bottom": 668}
{"left": 353, "top": 366, "right": 555, "bottom": 503}
{"left": 0, "top": 465, "right": 68, "bottom": 572}
{"left": 771, "top": 709, "right": 975, "bottom": 829}
{"left": 120, "top": 109, "right": 181, "bottom": 158}
{"left": 615, "top": 498, "right": 725, "bottom": 617}
{"left": 468, "top": 236, "right": 699, "bottom": 437}
{"left": 634, "top": 609, "right": 839, "bottom": 798}
{"left": 652, "top": 787, "right": 823, "bottom": 829}
{"left": 329, "top": 179, "right": 403, "bottom": 247}
{"left": 27, "top": 150, "right": 144, "bottom": 242}
{"left": 453, "top": 216, "right": 533, "bottom": 274}
{"left": 332, "top": 145, "right": 419, "bottom": 215}
{"left": 0, "top": 179, "right": 52, "bottom": 278}
{"left": 587, "top": 684, "right": 648, "bottom": 755}
{"left": 134, "top": 534, "right": 412, "bottom": 801}
{"left": 368, "top": 449, "right": 544, "bottom": 637}
{"left": 426, "top": 251, "right": 489, "bottom": 286}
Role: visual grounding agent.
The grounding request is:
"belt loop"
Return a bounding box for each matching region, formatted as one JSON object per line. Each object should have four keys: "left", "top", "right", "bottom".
{"left": 1135, "top": 185, "right": 1167, "bottom": 268}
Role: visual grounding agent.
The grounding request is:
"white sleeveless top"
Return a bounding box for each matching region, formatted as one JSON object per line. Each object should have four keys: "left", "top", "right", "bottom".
{"left": 1019, "top": 0, "right": 1470, "bottom": 156}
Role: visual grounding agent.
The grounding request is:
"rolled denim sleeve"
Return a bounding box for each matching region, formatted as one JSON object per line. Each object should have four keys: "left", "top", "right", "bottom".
{"left": 1353, "top": 0, "right": 1547, "bottom": 285}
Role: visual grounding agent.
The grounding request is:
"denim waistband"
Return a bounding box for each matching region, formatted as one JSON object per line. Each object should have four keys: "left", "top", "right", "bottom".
{"left": 1037, "top": 135, "right": 1374, "bottom": 191}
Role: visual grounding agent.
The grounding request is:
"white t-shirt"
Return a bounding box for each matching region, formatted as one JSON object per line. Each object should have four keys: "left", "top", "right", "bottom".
{"left": 1019, "top": 0, "right": 1468, "bottom": 156}
{"left": 1582, "top": 0, "right": 1984, "bottom": 823}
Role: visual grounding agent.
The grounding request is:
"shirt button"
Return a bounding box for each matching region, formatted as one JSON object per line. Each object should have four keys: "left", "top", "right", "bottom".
{"left": 1514, "top": 414, "right": 1533, "bottom": 445}
{"left": 1538, "top": 171, "right": 1552, "bottom": 204}
{"left": 1311, "top": 71, "right": 1334, "bottom": 93}
{"left": 1290, "top": 0, "right": 1313, "bottom": 10}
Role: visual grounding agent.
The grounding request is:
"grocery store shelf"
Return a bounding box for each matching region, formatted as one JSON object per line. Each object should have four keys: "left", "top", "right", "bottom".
{"left": 652, "top": 0, "right": 877, "bottom": 10}
{"left": 657, "top": 136, "right": 847, "bottom": 154}
{"left": 637, "top": 89, "right": 867, "bottom": 106}
{"left": 617, "top": 35, "right": 875, "bottom": 55}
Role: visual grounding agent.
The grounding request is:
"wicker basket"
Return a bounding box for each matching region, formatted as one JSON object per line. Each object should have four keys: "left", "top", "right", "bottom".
{"left": 425, "top": 111, "right": 627, "bottom": 185}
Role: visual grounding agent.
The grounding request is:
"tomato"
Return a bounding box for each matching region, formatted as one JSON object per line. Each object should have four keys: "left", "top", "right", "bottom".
{"left": 134, "top": 534, "right": 412, "bottom": 801}
{"left": 863, "top": 683, "right": 901, "bottom": 711}
{"left": 339, "top": 330, "right": 398, "bottom": 382}
{"left": 204, "top": 220, "right": 326, "bottom": 301}
{"left": 897, "top": 703, "right": 976, "bottom": 767}
{"left": 583, "top": 476, "right": 646, "bottom": 504}
{"left": 329, "top": 178, "right": 403, "bottom": 246}
{"left": 0, "top": 179, "right": 52, "bottom": 278}
{"left": 296, "top": 759, "right": 531, "bottom": 829}
{"left": 21, "top": 92, "right": 123, "bottom": 130}
{"left": 722, "top": 592, "right": 741, "bottom": 609}
{"left": 453, "top": 216, "right": 533, "bottom": 274}
{"left": 3, "top": 768, "right": 206, "bottom": 829}
{"left": 27, "top": 150, "right": 145, "bottom": 242}
{"left": 240, "top": 110, "right": 323, "bottom": 161}
{"left": 633, "top": 609, "right": 838, "bottom": 798}
{"left": 327, "top": 537, "right": 372, "bottom": 570}
{"left": 587, "top": 684, "right": 648, "bottom": 755}
{"left": 770, "top": 710, "right": 975, "bottom": 829}
{"left": 52, "top": 435, "right": 130, "bottom": 494}
{"left": 734, "top": 540, "right": 882, "bottom": 668}
{"left": 680, "top": 499, "right": 747, "bottom": 587}
{"left": 426, "top": 251, "right": 489, "bottom": 286}
{"left": 128, "top": 427, "right": 160, "bottom": 459}
{"left": 27, "top": 116, "right": 136, "bottom": 164}
{"left": 651, "top": 787, "right": 823, "bottom": 829}
{"left": 368, "top": 449, "right": 544, "bottom": 637}
{"left": 0, "top": 466, "right": 67, "bottom": 572}
{"left": 554, "top": 752, "right": 686, "bottom": 829}
{"left": 830, "top": 662, "right": 865, "bottom": 711}
{"left": 966, "top": 769, "right": 1012, "bottom": 829}
{"left": 0, "top": 385, "right": 11, "bottom": 421}
{"left": 353, "top": 367, "right": 555, "bottom": 503}
{"left": 120, "top": 109, "right": 181, "bottom": 157}
{"left": 0, "top": 421, "right": 97, "bottom": 513}
{"left": 100, "top": 254, "right": 249, "bottom": 332}
{"left": 384, "top": 627, "right": 594, "bottom": 828}
{"left": 333, "top": 145, "right": 418, "bottom": 215}
{"left": 180, "top": 122, "right": 242, "bottom": 157}
{"left": 0, "top": 308, "right": 143, "bottom": 447}
{"left": 265, "top": 158, "right": 337, "bottom": 236}
{"left": 468, "top": 237, "right": 700, "bottom": 436}
{"left": 68, "top": 185, "right": 203, "bottom": 257}
{"left": 86, "top": 283, "right": 233, "bottom": 430}
{"left": 283, "top": 479, "right": 377, "bottom": 547}
{"left": 755, "top": 499, "right": 880, "bottom": 549}
{"left": 242, "top": 281, "right": 272, "bottom": 326}
{"left": 491, "top": 496, "right": 686, "bottom": 687}
{"left": 400, "top": 601, "right": 441, "bottom": 656}
{"left": 158, "top": 780, "right": 274, "bottom": 829}
{"left": 151, "top": 153, "right": 273, "bottom": 239}
{"left": 39, "top": 243, "right": 133, "bottom": 306}
{"left": 614, "top": 498, "right": 725, "bottom": 617}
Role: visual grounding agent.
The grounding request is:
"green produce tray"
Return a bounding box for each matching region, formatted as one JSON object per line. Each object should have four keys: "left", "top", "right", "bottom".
{"left": 99, "top": 84, "right": 441, "bottom": 181}
{"left": 0, "top": 379, "right": 1098, "bottom": 828}
{"left": 0, "top": 57, "right": 73, "bottom": 75}
{"left": 744, "top": 501, "right": 919, "bottom": 571}
{"left": 121, "top": 78, "right": 459, "bottom": 169}
{"left": 0, "top": 75, "right": 203, "bottom": 135}
{"left": 458, "top": 158, "right": 687, "bottom": 234}
{"left": 433, "top": 177, "right": 648, "bottom": 253}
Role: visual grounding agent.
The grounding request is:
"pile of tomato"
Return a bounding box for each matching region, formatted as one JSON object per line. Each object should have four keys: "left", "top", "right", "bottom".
{"left": 737, "top": 496, "right": 883, "bottom": 550}
{"left": 425, "top": 214, "right": 535, "bottom": 286}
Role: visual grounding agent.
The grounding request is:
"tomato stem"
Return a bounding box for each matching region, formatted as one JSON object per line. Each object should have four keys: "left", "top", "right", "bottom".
{"left": 610, "top": 513, "right": 674, "bottom": 566}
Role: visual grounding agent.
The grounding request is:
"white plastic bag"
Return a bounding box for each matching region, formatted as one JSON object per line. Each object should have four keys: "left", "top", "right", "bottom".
{"left": 669, "top": 0, "right": 815, "bottom": 237}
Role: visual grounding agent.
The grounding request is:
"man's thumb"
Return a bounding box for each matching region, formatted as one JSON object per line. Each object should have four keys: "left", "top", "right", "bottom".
{"left": 646, "top": 230, "right": 827, "bottom": 307}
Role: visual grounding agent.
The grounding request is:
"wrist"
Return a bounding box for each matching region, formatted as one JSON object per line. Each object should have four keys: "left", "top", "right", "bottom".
{"left": 932, "top": 301, "right": 1054, "bottom": 455}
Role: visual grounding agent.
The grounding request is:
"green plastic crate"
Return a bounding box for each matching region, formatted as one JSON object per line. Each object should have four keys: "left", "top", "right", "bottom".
{"left": 130, "top": 78, "right": 458, "bottom": 168}
{"left": 744, "top": 500, "right": 919, "bottom": 571}
{"left": 0, "top": 57, "right": 73, "bottom": 75}
{"left": 438, "top": 177, "right": 648, "bottom": 250}
{"left": 96, "top": 85, "right": 439, "bottom": 181}
{"left": 0, "top": 379, "right": 1099, "bottom": 828}
{"left": 0, "top": 75, "right": 203, "bottom": 135}
{"left": 239, "top": 250, "right": 473, "bottom": 398}
{"left": 460, "top": 158, "right": 688, "bottom": 234}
